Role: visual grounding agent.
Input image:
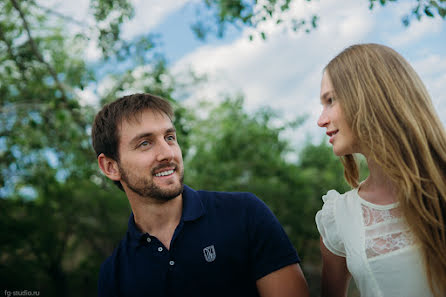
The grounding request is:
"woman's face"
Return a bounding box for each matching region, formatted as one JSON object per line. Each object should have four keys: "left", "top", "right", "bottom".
{"left": 318, "top": 71, "right": 358, "bottom": 156}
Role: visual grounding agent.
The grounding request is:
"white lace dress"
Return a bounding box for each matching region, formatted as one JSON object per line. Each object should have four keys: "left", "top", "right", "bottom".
{"left": 315, "top": 188, "right": 433, "bottom": 297}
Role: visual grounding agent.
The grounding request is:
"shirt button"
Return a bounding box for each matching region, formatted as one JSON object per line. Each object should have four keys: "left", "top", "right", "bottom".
{"left": 158, "top": 247, "right": 163, "bottom": 252}
{"left": 169, "top": 260, "right": 175, "bottom": 266}
{"left": 146, "top": 237, "right": 151, "bottom": 243}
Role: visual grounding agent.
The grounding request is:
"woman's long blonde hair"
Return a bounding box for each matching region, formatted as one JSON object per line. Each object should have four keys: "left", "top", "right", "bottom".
{"left": 325, "top": 43, "right": 446, "bottom": 296}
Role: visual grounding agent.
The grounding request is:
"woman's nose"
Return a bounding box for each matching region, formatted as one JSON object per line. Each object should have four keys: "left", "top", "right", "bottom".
{"left": 317, "top": 111, "right": 329, "bottom": 127}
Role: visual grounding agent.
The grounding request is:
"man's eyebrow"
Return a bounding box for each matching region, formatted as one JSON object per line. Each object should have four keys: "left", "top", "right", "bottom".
{"left": 130, "top": 132, "right": 153, "bottom": 146}
{"left": 129, "top": 128, "right": 176, "bottom": 146}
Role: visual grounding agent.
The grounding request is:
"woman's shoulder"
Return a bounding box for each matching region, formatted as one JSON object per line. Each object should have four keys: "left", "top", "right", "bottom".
{"left": 319, "top": 188, "right": 362, "bottom": 225}
{"left": 316, "top": 188, "right": 359, "bottom": 257}
{"left": 321, "top": 188, "right": 359, "bottom": 205}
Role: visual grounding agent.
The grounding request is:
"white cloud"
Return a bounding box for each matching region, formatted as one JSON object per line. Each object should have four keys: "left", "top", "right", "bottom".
{"left": 76, "top": 86, "right": 99, "bottom": 107}
{"left": 39, "top": 0, "right": 91, "bottom": 24}
{"left": 387, "top": 17, "right": 443, "bottom": 47}
{"left": 42, "top": 0, "right": 446, "bottom": 140}
{"left": 411, "top": 54, "right": 446, "bottom": 120}
{"left": 172, "top": 0, "right": 381, "bottom": 147}
{"left": 84, "top": 38, "right": 102, "bottom": 62}
{"left": 172, "top": 0, "right": 446, "bottom": 148}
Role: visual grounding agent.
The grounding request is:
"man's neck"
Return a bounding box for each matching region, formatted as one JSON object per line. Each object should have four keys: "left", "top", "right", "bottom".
{"left": 128, "top": 193, "right": 183, "bottom": 250}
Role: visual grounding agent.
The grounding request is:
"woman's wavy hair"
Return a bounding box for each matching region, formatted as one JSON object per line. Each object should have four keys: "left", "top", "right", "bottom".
{"left": 325, "top": 43, "right": 446, "bottom": 296}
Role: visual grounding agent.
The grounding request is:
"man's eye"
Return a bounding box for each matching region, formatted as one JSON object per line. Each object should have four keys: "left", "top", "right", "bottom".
{"left": 166, "top": 135, "right": 176, "bottom": 141}
{"left": 139, "top": 141, "right": 149, "bottom": 147}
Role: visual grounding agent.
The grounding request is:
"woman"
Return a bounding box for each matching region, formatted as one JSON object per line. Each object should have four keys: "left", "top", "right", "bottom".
{"left": 315, "top": 43, "right": 446, "bottom": 297}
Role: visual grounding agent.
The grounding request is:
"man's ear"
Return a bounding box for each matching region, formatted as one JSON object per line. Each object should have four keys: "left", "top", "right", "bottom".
{"left": 97, "top": 153, "right": 121, "bottom": 181}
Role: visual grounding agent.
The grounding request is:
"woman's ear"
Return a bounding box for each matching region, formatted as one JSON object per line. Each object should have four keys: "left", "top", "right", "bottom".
{"left": 97, "top": 153, "right": 121, "bottom": 181}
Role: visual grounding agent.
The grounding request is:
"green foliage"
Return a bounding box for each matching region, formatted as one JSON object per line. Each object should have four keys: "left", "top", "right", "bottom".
{"left": 88, "top": 0, "right": 135, "bottom": 58}
{"left": 191, "top": 0, "right": 446, "bottom": 40}
{"left": 0, "top": 169, "right": 130, "bottom": 295}
{"left": 368, "top": 0, "right": 446, "bottom": 26}
{"left": 0, "top": 0, "right": 134, "bottom": 294}
{"left": 191, "top": 0, "right": 318, "bottom": 40}
{"left": 0, "top": 0, "right": 93, "bottom": 196}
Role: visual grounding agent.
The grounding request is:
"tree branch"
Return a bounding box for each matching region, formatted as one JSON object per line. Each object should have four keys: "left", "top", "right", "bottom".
{"left": 8, "top": 0, "right": 90, "bottom": 132}
{"left": 0, "top": 25, "right": 27, "bottom": 79}
{"left": 10, "top": 0, "right": 68, "bottom": 101}
{"left": 31, "top": 1, "right": 88, "bottom": 27}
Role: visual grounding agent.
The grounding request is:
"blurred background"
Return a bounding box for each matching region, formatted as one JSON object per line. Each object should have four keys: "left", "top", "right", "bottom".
{"left": 1, "top": 0, "right": 445, "bottom": 296}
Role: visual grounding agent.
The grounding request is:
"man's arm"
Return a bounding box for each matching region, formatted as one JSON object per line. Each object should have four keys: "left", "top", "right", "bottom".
{"left": 256, "top": 263, "right": 309, "bottom": 297}
{"left": 320, "top": 238, "right": 351, "bottom": 297}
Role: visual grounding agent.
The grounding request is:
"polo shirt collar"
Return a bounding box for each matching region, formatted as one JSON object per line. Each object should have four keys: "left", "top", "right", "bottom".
{"left": 127, "top": 185, "right": 205, "bottom": 245}
{"left": 181, "top": 185, "right": 205, "bottom": 221}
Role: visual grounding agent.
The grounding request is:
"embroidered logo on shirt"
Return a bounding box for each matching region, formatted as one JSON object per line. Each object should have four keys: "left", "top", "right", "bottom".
{"left": 203, "top": 245, "right": 216, "bottom": 262}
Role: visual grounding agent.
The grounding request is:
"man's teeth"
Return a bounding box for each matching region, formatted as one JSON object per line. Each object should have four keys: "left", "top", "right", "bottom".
{"left": 155, "top": 170, "right": 174, "bottom": 177}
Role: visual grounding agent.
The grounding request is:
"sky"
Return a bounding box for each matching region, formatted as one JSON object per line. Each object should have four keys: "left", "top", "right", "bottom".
{"left": 44, "top": 0, "right": 446, "bottom": 148}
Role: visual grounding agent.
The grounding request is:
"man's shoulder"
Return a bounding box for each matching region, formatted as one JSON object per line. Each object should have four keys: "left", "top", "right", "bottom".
{"left": 198, "top": 189, "right": 257, "bottom": 200}
{"left": 184, "top": 186, "right": 272, "bottom": 221}
{"left": 186, "top": 185, "right": 262, "bottom": 207}
{"left": 99, "top": 237, "right": 127, "bottom": 276}
{"left": 98, "top": 237, "right": 129, "bottom": 296}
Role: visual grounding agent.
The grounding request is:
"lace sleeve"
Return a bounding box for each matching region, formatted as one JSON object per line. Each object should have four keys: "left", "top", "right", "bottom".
{"left": 315, "top": 190, "right": 346, "bottom": 257}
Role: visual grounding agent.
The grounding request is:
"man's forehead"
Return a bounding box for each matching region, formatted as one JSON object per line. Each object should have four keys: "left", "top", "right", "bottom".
{"left": 117, "top": 110, "right": 173, "bottom": 142}
{"left": 121, "top": 109, "right": 170, "bottom": 125}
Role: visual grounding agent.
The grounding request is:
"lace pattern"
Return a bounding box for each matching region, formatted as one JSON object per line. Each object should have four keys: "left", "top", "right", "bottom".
{"left": 361, "top": 204, "right": 415, "bottom": 259}
{"left": 362, "top": 205, "right": 401, "bottom": 226}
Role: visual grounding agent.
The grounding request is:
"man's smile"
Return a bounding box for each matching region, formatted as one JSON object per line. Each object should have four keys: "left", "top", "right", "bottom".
{"left": 154, "top": 169, "right": 175, "bottom": 177}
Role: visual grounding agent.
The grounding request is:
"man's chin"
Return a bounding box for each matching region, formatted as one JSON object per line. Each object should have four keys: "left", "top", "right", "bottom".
{"left": 150, "top": 184, "right": 184, "bottom": 202}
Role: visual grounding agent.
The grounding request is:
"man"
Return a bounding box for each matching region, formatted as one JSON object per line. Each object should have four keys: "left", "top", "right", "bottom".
{"left": 92, "top": 93, "right": 309, "bottom": 297}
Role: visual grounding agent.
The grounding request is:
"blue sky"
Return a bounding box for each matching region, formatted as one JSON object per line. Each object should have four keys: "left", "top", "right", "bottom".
{"left": 153, "top": 3, "right": 242, "bottom": 63}
{"left": 46, "top": 0, "right": 446, "bottom": 146}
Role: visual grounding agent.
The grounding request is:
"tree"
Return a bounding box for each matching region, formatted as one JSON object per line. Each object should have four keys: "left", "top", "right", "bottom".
{"left": 191, "top": 0, "right": 446, "bottom": 40}
{"left": 368, "top": 0, "right": 446, "bottom": 26}
{"left": 0, "top": 0, "right": 428, "bottom": 296}
{"left": 0, "top": 1, "right": 149, "bottom": 295}
{"left": 190, "top": 0, "right": 319, "bottom": 40}
{"left": 0, "top": 1, "right": 197, "bottom": 294}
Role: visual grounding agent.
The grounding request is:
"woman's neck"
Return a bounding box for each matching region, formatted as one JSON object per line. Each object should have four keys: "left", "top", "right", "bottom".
{"left": 358, "top": 158, "right": 398, "bottom": 205}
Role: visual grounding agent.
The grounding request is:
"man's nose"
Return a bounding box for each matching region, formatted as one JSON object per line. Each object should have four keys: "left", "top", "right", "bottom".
{"left": 156, "top": 140, "right": 174, "bottom": 162}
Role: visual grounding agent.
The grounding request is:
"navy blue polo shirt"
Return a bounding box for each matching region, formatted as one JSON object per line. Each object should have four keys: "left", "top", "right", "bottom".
{"left": 98, "top": 185, "right": 300, "bottom": 297}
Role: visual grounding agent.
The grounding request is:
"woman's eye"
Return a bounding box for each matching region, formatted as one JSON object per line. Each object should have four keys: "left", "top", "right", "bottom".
{"left": 327, "top": 97, "right": 333, "bottom": 104}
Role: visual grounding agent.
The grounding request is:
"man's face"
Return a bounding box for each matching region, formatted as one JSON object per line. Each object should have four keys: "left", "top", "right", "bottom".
{"left": 116, "top": 110, "right": 184, "bottom": 201}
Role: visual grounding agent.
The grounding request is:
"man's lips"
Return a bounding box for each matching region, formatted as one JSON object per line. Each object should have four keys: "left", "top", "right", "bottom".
{"left": 152, "top": 164, "right": 177, "bottom": 177}
{"left": 154, "top": 169, "right": 175, "bottom": 177}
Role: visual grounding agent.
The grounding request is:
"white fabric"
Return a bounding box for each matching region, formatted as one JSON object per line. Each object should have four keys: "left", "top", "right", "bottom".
{"left": 315, "top": 188, "right": 433, "bottom": 297}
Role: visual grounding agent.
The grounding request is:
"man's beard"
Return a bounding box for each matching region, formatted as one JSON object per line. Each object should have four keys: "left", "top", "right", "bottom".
{"left": 119, "top": 163, "right": 184, "bottom": 201}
